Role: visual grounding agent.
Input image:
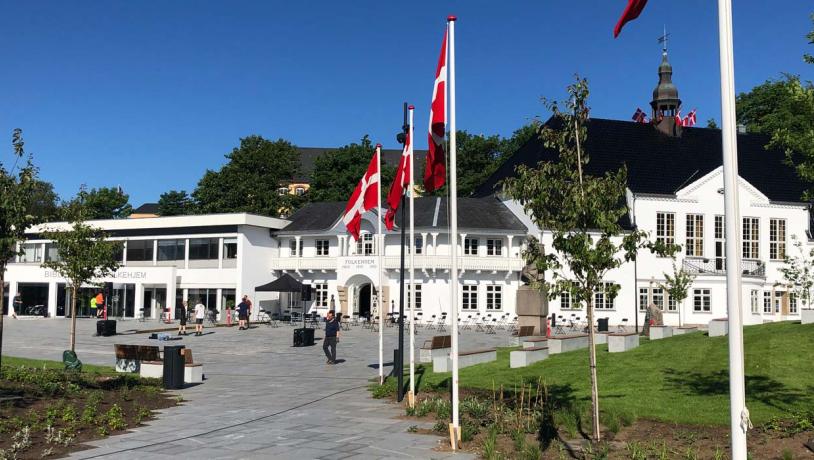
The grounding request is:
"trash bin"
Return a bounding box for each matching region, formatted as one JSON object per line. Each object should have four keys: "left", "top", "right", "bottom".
{"left": 293, "top": 328, "right": 315, "bottom": 347}
{"left": 163, "top": 345, "right": 186, "bottom": 389}
{"left": 96, "top": 320, "right": 117, "bottom": 337}
{"left": 550, "top": 313, "right": 557, "bottom": 327}
{"left": 597, "top": 318, "right": 609, "bottom": 332}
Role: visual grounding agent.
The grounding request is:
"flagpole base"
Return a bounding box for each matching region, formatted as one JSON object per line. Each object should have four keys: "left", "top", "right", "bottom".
{"left": 449, "top": 423, "right": 460, "bottom": 450}
{"left": 407, "top": 390, "right": 415, "bottom": 408}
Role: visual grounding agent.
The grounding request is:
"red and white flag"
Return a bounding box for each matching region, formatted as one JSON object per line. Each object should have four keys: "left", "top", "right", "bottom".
{"left": 613, "top": 0, "right": 649, "bottom": 38}
{"left": 385, "top": 132, "right": 411, "bottom": 230}
{"left": 424, "top": 29, "right": 448, "bottom": 193}
{"left": 687, "top": 108, "right": 697, "bottom": 127}
{"left": 342, "top": 146, "right": 381, "bottom": 241}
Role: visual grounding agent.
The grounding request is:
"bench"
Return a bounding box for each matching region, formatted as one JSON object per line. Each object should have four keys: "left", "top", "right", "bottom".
{"left": 510, "top": 346, "right": 549, "bottom": 368}
{"left": 649, "top": 325, "right": 674, "bottom": 340}
{"left": 181, "top": 349, "right": 204, "bottom": 384}
{"left": 432, "top": 348, "right": 496, "bottom": 373}
{"left": 674, "top": 326, "right": 698, "bottom": 335}
{"left": 802, "top": 309, "right": 814, "bottom": 324}
{"left": 114, "top": 344, "right": 161, "bottom": 374}
{"left": 548, "top": 334, "right": 589, "bottom": 354}
{"left": 420, "top": 335, "right": 451, "bottom": 363}
{"left": 607, "top": 332, "right": 639, "bottom": 353}
{"left": 515, "top": 325, "right": 534, "bottom": 337}
{"left": 520, "top": 337, "right": 548, "bottom": 349}
{"left": 708, "top": 318, "right": 728, "bottom": 337}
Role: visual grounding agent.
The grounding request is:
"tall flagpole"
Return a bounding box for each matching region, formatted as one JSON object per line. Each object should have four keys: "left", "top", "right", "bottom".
{"left": 717, "top": 0, "right": 749, "bottom": 457}
{"left": 408, "top": 106, "right": 416, "bottom": 406}
{"left": 377, "top": 144, "right": 385, "bottom": 385}
{"left": 447, "top": 14, "right": 460, "bottom": 449}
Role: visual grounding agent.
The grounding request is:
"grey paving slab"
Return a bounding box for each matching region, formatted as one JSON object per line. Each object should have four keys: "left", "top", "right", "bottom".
{"left": 2, "top": 318, "right": 496, "bottom": 459}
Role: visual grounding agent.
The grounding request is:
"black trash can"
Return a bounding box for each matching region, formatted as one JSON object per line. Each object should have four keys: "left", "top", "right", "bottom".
{"left": 96, "top": 320, "right": 117, "bottom": 337}
{"left": 550, "top": 313, "right": 557, "bottom": 327}
{"left": 293, "top": 328, "right": 315, "bottom": 347}
{"left": 597, "top": 318, "right": 609, "bottom": 332}
{"left": 163, "top": 345, "right": 186, "bottom": 389}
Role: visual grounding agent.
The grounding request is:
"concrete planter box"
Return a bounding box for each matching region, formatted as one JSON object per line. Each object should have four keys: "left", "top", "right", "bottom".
{"left": 709, "top": 318, "right": 728, "bottom": 337}
{"left": 649, "top": 325, "right": 674, "bottom": 340}
{"left": 139, "top": 362, "right": 163, "bottom": 379}
{"left": 674, "top": 326, "right": 698, "bottom": 335}
{"left": 433, "top": 349, "right": 496, "bottom": 373}
{"left": 801, "top": 309, "right": 814, "bottom": 325}
{"left": 608, "top": 333, "right": 639, "bottom": 353}
{"left": 420, "top": 347, "right": 450, "bottom": 364}
{"left": 185, "top": 365, "right": 203, "bottom": 384}
{"left": 510, "top": 347, "right": 549, "bottom": 368}
{"left": 548, "top": 334, "right": 589, "bottom": 354}
{"left": 521, "top": 337, "right": 548, "bottom": 349}
{"left": 594, "top": 332, "right": 610, "bottom": 345}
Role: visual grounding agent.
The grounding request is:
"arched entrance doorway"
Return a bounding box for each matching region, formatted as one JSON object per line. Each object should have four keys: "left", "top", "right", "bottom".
{"left": 358, "top": 284, "right": 372, "bottom": 320}
{"left": 343, "top": 274, "right": 379, "bottom": 321}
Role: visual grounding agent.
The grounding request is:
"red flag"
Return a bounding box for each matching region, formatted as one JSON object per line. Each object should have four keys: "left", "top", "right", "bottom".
{"left": 342, "top": 147, "right": 380, "bottom": 240}
{"left": 688, "top": 109, "right": 697, "bottom": 127}
{"left": 385, "top": 132, "right": 411, "bottom": 230}
{"left": 424, "top": 29, "right": 447, "bottom": 193}
{"left": 613, "top": 0, "right": 648, "bottom": 38}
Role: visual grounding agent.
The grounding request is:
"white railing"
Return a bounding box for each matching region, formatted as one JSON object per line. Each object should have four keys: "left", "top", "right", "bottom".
{"left": 272, "top": 255, "right": 523, "bottom": 272}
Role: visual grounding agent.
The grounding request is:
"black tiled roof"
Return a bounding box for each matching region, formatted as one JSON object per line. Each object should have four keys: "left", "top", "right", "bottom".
{"left": 293, "top": 147, "right": 428, "bottom": 183}
{"left": 279, "top": 196, "right": 527, "bottom": 233}
{"left": 132, "top": 203, "right": 160, "bottom": 214}
{"left": 475, "top": 118, "right": 808, "bottom": 203}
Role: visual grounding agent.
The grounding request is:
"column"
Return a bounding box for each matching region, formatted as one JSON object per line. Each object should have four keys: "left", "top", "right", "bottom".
{"left": 294, "top": 236, "right": 302, "bottom": 257}
{"left": 431, "top": 233, "right": 439, "bottom": 256}
{"left": 337, "top": 235, "right": 344, "bottom": 257}
{"left": 47, "top": 281, "right": 58, "bottom": 318}
{"left": 218, "top": 237, "right": 224, "bottom": 269}
{"left": 506, "top": 235, "right": 514, "bottom": 258}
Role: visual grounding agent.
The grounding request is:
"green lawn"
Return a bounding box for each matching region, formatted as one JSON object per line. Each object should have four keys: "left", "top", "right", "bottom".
{"left": 1, "top": 356, "right": 116, "bottom": 375}
{"left": 409, "top": 321, "right": 814, "bottom": 426}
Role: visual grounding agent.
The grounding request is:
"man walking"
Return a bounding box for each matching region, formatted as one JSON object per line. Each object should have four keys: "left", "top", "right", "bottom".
{"left": 236, "top": 297, "right": 249, "bottom": 330}
{"left": 194, "top": 300, "right": 205, "bottom": 336}
{"left": 177, "top": 300, "right": 188, "bottom": 336}
{"left": 323, "top": 310, "right": 340, "bottom": 364}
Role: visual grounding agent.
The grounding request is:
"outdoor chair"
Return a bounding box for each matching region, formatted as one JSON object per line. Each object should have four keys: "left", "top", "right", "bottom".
{"left": 426, "top": 314, "right": 437, "bottom": 330}
{"left": 485, "top": 318, "right": 497, "bottom": 334}
{"left": 437, "top": 314, "right": 447, "bottom": 332}
{"left": 618, "top": 318, "right": 629, "bottom": 332}
{"left": 372, "top": 316, "right": 380, "bottom": 332}
{"left": 554, "top": 318, "right": 566, "bottom": 335}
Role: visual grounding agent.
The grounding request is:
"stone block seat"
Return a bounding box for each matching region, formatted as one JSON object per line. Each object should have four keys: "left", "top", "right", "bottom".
{"left": 607, "top": 332, "right": 639, "bottom": 353}
{"left": 801, "top": 309, "right": 814, "bottom": 325}
{"left": 708, "top": 318, "right": 729, "bottom": 337}
{"left": 649, "top": 325, "right": 673, "bottom": 340}
{"left": 674, "top": 326, "right": 699, "bottom": 335}
{"left": 510, "top": 346, "right": 549, "bottom": 368}
{"left": 548, "top": 334, "right": 589, "bottom": 354}
{"left": 521, "top": 337, "right": 548, "bottom": 349}
{"left": 420, "top": 335, "right": 451, "bottom": 363}
{"left": 594, "top": 332, "right": 610, "bottom": 344}
{"left": 432, "top": 348, "right": 496, "bottom": 373}
{"left": 181, "top": 349, "right": 204, "bottom": 384}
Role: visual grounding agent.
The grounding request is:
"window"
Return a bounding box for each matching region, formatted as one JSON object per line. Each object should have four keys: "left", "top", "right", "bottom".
{"left": 769, "top": 219, "right": 786, "bottom": 261}
{"left": 314, "top": 283, "right": 328, "bottom": 308}
{"left": 277, "top": 187, "right": 288, "bottom": 196}
{"left": 464, "top": 238, "right": 479, "bottom": 256}
{"left": 790, "top": 293, "right": 798, "bottom": 314}
{"left": 486, "top": 285, "right": 502, "bottom": 310}
{"left": 742, "top": 217, "right": 759, "bottom": 259}
{"left": 486, "top": 239, "right": 503, "bottom": 256}
{"left": 408, "top": 284, "right": 422, "bottom": 310}
{"left": 223, "top": 238, "right": 238, "bottom": 259}
{"left": 356, "top": 233, "right": 374, "bottom": 255}
{"left": 652, "top": 287, "right": 664, "bottom": 311}
{"left": 18, "top": 243, "right": 42, "bottom": 263}
{"left": 316, "top": 239, "right": 330, "bottom": 256}
{"left": 763, "top": 291, "right": 772, "bottom": 314}
{"left": 189, "top": 238, "right": 218, "bottom": 260}
{"left": 693, "top": 289, "right": 711, "bottom": 312}
{"left": 157, "top": 239, "right": 185, "bottom": 261}
{"left": 126, "top": 240, "right": 154, "bottom": 262}
{"left": 751, "top": 290, "right": 759, "bottom": 314}
{"left": 462, "top": 285, "right": 478, "bottom": 310}
{"left": 685, "top": 214, "right": 704, "bottom": 257}
{"left": 561, "top": 291, "right": 572, "bottom": 310}
{"left": 594, "top": 282, "right": 616, "bottom": 310}
{"left": 715, "top": 215, "right": 725, "bottom": 270}
{"left": 639, "top": 288, "right": 649, "bottom": 311}
{"left": 656, "top": 212, "right": 675, "bottom": 246}
{"left": 295, "top": 187, "right": 305, "bottom": 196}
{"left": 289, "top": 239, "right": 302, "bottom": 257}
{"left": 44, "top": 243, "right": 60, "bottom": 262}
{"left": 667, "top": 294, "right": 677, "bottom": 312}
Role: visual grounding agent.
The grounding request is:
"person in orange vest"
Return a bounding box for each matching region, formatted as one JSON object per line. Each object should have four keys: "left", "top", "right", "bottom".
{"left": 95, "top": 291, "right": 105, "bottom": 318}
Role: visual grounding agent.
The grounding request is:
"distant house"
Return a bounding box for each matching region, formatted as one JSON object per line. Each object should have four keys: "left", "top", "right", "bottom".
{"left": 129, "top": 203, "right": 160, "bottom": 219}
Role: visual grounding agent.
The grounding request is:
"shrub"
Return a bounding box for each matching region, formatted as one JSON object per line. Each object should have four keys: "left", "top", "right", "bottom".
{"left": 105, "top": 404, "right": 127, "bottom": 431}
{"left": 482, "top": 425, "right": 499, "bottom": 460}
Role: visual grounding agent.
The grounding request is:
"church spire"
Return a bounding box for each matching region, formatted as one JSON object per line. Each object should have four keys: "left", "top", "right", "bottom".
{"left": 650, "top": 41, "right": 682, "bottom": 137}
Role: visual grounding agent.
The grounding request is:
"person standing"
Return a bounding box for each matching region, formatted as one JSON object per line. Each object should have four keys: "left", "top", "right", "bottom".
{"left": 323, "top": 310, "right": 340, "bottom": 364}
{"left": 177, "top": 300, "right": 188, "bottom": 335}
{"left": 95, "top": 291, "right": 105, "bottom": 318}
{"left": 242, "top": 295, "right": 253, "bottom": 327}
{"left": 89, "top": 295, "right": 97, "bottom": 318}
{"left": 12, "top": 293, "right": 22, "bottom": 318}
{"left": 236, "top": 298, "right": 249, "bottom": 330}
{"left": 194, "top": 300, "right": 206, "bottom": 336}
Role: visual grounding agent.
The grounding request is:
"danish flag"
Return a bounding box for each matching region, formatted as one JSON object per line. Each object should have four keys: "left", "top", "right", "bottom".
{"left": 342, "top": 146, "right": 380, "bottom": 241}
{"left": 385, "top": 132, "right": 411, "bottom": 230}
{"left": 686, "top": 109, "right": 697, "bottom": 127}
{"left": 614, "top": 0, "right": 649, "bottom": 38}
{"left": 424, "top": 29, "right": 447, "bottom": 193}
{"left": 632, "top": 107, "right": 648, "bottom": 124}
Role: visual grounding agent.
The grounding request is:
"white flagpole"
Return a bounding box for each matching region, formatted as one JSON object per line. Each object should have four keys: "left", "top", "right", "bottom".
{"left": 408, "top": 106, "right": 416, "bottom": 406}
{"left": 447, "top": 14, "right": 460, "bottom": 448}
{"left": 717, "top": 0, "right": 749, "bottom": 457}
{"left": 376, "top": 144, "right": 385, "bottom": 385}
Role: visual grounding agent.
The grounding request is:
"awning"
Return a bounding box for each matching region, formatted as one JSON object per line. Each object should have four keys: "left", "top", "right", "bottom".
{"left": 255, "top": 273, "right": 302, "bottom": 292}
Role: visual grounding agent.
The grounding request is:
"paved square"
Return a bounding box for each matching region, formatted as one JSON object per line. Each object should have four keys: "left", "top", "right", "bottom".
{"left": 3, "top": 318, "right": 515, "bottom": 459}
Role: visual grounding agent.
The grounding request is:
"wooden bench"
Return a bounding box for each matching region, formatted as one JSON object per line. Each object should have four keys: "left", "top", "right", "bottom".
{"left": 607, "top": 332, "right": 639, "bottom": 353}
{"left": 708, "top": 318, "right": 728, "bottom": 337}
{"left": 114, "top": 344, "right": 161, "bottom": 374}
{"left": 674, "top": 326, "right": 699, "bottom": 335}
{"left": 181, "top": 349, "right": 204, "bottom": 384}
{"left": 510, "top": 346, "right": 548, "bottom": 368}
{"left": 515, "top": 325, "right": 534, "bottom": 337}
{"left": 420, "top": 335, "right": 451, "bottom": 363}
{"left": 548, "top": 334, "right": 589, "bottom": 354}
{"left": 520, "top": 337, "right": 548, "bottom": 349}
{"left": 649, "top": 325, "right": 674, "bottom": 340}
{"left": 432, "top": 348, "right": 496, "bottom": 373}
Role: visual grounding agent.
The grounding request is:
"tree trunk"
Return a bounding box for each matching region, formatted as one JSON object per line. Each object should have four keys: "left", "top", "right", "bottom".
{"left": 70, "top": 286, "right": 78, "bottom": 352}
{"left": 586, "top": 294, "right": 601, "bottom": 443}
{"left": 0, "top": 274, "right": 5, "bottom": 370}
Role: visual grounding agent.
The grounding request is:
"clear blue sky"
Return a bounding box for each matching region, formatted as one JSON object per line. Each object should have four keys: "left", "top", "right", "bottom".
{"left": 1, "top": 1, "right": 811, "bottom": 206}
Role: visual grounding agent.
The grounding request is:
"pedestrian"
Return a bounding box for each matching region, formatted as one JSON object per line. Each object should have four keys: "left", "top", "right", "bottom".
{"left": 12, "top": 293, "right": 22, "bottom": 318}
{"left": 177, "top": 300, "right": 188, "bottom": 335}
{"left": 236, "top": 297, "right": 249, "bottom": 330}
{"left": 90, "top": 295, "right": 97, "bottom": 318}
{"left": 323, "top": 309, "right": 340, "bottom": 364}
{"left": 194, "top": 300, "right": 205, "bottom": 336}
{"left": 242, "top": 295, "right": 253, "bottom": 327}
{"left": 95, "top": 291, "right": 105, "bottom": 318}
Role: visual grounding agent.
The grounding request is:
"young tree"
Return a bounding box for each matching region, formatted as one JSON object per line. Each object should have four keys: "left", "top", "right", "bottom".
{"left": 660, "top": 262, "right": 695, "bottom": 327}
{"left": 66, "top": 186, "right": 133, "bottom": 219}
{"left": 308, "top": 135, "right": 396, "bottom": 202}
{"left": 503, "top": 78, "right": 674, "bottom": 443}
{"left": 779, "top": 235, "right": 814, "bottom": 310}
{"left": 158, "top": 190, "right": 194, "bottom": 216}
{"left": 0, "top": 129, "right": 41, "bottom": 370}
{"left": 40, "top": 203, "right": 122, "bottom": 352}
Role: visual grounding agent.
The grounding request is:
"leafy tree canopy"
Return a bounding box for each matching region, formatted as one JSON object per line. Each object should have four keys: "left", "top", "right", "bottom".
{"left": 67, "top": 186, "right": 133, "bottom": 219}
{"left": 158, "top": 190, "right": 194, "bottom": 216}
{"left": 25, "top": 179, "right": 60, "bottom": 222}
{"left": 308, "top": 135, "right": 395, "bottom": 203}
{"left": 192, "top": 135, "right": 301, "bottom": 216}
{"left": 805, "top": 13, "right": 813, "bottom": 65}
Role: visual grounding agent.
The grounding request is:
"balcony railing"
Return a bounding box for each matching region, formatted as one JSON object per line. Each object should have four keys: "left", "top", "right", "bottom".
{"left": 682, "top": 257, "right": 765, "bottom": 278}
{"left": 272, "top": 255, "right": 524, "bottom": 273}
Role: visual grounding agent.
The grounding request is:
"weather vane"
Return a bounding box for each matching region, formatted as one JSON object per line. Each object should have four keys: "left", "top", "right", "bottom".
{"left": 658, "top": 25, "right": 670, "bottom": 52}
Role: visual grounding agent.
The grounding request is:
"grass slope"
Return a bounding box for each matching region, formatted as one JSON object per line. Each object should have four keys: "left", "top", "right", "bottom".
{"left": 413, "top": 321, "right": 814, "bottom": 426}
{"left": 2, "top": 356, "right": 116, "bottom": 375}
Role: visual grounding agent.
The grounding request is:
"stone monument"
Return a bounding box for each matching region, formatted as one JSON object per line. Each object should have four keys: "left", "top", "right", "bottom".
{"left": 515, "top": 262, "right": 549, "bottom": 335}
